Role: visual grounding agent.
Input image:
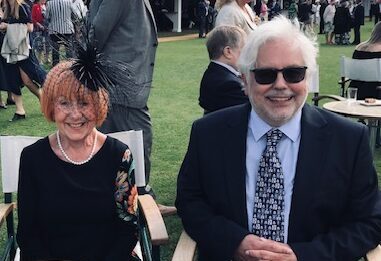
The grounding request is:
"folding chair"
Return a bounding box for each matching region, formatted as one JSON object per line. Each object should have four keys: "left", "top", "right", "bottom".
{"left": 309, "top": 66, "right": 345, "bottom": 106}
{"left": 0, "top": 130, "right": 168, "bottom": 261}
{"left": 108, "top": 131, "right": 169, "bottom": 261}
{"left": 339, "top": 56, "right": 381, "bottom": 99}
{"left": 338, "top": 56, "right": 381, "bottom": 148}
{"left": 0, "top": 136, "right": 38, "bottom": 261}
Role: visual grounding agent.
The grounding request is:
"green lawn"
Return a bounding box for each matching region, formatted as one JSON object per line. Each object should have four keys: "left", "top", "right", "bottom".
{"left": 0, "top": 21, "right": 380, "bottom": 260}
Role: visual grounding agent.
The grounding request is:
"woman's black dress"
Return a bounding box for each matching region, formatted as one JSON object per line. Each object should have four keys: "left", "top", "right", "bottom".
{"left": 2, "top": 4, "right": 46, "bottom": 95}
{"left": 0, "top": 30, "right": 9, "bottom": 90}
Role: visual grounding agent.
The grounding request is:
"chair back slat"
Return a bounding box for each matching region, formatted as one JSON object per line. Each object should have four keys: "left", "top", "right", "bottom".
{"left": 308, "top": 66, "right": 319, "bottom": 93}
{"left": 0, "top": 136, "right": 42, "bottom": 193}
{"left": 107, "top": 130, "right": 146, "bottom": 187}
{"left": 0, "top": 131, "right": 146, "bottom": 192}
{"left": 340, "top": 56, "right": 381, "bottom": 82}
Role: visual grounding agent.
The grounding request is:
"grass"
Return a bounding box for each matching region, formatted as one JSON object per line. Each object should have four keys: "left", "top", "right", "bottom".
{"left": 0, "top": 20, "right": 380, "bottom": 260}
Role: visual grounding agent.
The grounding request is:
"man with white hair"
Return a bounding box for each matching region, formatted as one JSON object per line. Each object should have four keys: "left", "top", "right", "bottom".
{"left": 176, "top": 16, "right": 381, "bottom": 261}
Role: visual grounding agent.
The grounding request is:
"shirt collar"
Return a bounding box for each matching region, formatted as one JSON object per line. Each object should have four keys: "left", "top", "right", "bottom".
{"left": 249, "top": 107, "right": 302, "bottom": 142}
{"left": 211, "top": 60, "right": 240, "bottom": 77}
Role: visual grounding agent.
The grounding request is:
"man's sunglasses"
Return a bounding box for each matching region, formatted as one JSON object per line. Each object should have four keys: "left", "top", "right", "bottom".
{"left": 250, "top": 66, "right": 308, "bottom": 84}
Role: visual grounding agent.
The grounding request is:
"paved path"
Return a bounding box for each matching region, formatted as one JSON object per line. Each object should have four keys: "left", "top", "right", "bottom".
{"left": 158, "top": 33, "right": 199, "bottom": 43}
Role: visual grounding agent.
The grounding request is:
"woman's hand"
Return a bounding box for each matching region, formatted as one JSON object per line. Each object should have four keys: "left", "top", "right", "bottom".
{"left": 255, "top": 15, "right": 261, "bottom": 25}
{"left": 37, "top": 22, "right": 44, "bottom": 31}
{"left": 26, "top": 22, "right": 33, "bottom": 33}
{"left": 0, "top": 22, "right": 8, "bottom": 31}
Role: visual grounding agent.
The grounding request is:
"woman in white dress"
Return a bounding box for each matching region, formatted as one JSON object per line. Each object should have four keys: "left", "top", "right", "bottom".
{"left": 215, "top": 0, "right": 257, "bottom": 34}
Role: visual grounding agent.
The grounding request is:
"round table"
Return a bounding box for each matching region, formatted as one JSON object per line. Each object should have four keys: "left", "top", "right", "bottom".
{"left": 323, "top": 100, "right": 381, "bottom": 155}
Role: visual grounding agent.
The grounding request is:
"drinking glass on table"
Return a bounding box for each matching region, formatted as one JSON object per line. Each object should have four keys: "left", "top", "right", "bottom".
{"left": 347, "top": 87, "right": 358, "bottom": 103}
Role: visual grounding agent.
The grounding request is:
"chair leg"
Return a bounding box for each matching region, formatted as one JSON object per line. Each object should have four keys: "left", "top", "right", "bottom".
{"left": 376, "top": 120, "right": 381, "bottom": 147}
{"left": 4, "top": 194, "right": 16, "bottom": 260}
{"left": 152, "top": 246, "right": 160, "bottom": 261}
{"left": 313, "top": 92, "right": 319, "bottom": 106}
{"left": 139, "top": 226, "right": 153, "bottom": 261}
{"left": 341, "top": 77, "right": 346, "bottom": 97}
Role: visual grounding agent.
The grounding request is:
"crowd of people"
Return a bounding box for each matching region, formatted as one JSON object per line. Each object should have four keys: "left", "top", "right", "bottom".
{"left": 191, "top": 0, "right": 369, "bottom": 45}
{"left": 0, "top": 0, "right": 380, "bottom": 260}
{"left": 0, "top": 0, "right": 89, "bottom": 122}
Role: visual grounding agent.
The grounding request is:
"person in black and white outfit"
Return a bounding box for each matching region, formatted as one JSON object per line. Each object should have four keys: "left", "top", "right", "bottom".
{"left": 45, "top": 0, "right": 74, "bottom": 66}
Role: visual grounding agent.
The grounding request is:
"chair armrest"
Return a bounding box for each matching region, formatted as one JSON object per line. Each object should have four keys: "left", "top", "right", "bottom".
{"left": 366, "top": 245, "right": 381, "bottom": 261}
{"left": 0, "top": 203, "right": 15, "bottom": 227}
{"left": 312, "top": 94, "right": 345, "bottom": 104}
{"left": 338, "top": 77, "right": 350, "bottom": 85}
{"left": 138, "top": 195, "right": 169, "bottom": 246}
{"left": 171, "top": 230, "right": 197, "bottom": 261}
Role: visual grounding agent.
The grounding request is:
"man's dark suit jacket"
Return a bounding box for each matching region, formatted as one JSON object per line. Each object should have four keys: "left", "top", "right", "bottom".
{"left": 199, "top": 62, "right": 248, "bottom": 113}
{"left": 176, "top": 103, "right": 381, "bottom": 261}
{"left": 353, "top": 4, "right": 365, "bottom": 26}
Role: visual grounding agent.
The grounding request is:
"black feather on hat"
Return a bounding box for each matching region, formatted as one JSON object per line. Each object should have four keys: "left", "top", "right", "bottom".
{"left": 59, "top": 21, "right": 136, "bottom": 106}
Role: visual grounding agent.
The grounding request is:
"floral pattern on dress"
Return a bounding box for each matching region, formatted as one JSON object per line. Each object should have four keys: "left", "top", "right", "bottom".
{"left": 115, "top": 148, "right": 138, "bottom": 223}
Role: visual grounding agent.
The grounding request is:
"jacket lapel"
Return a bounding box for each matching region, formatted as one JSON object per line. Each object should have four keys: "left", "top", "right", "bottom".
{"left": 288, "top": 105, "right": 331, "bottom": 242}
{"left": 223, "top": 103, "right": 251, "bottom": 229}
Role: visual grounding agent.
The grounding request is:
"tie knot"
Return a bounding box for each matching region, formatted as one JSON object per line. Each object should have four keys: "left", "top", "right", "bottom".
{"left": 266, "top": 129, "right": 283, "bottom": 147}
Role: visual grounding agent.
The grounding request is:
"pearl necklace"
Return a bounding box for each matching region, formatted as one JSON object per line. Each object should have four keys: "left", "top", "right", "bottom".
{"left": 56, "top": 130, "right": 97, "bottom": 165}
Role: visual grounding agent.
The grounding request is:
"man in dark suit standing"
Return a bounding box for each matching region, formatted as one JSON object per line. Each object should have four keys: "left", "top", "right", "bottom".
{"left": 199, "top": 25, "right": 248, "bottom": 114}
{"left": 176, "top": 16, "right": 381, "bottom": 261}
{"left": 352, "top": 0, "right": 364, "bottom": 45}
{"left": 88, "top": 0, "right": 156, "bottom": 193}
{"left": 374, "top": 0, "right": 381, "bottom": 24}
{"left": 87, "top": 0, "right": 176, "bottom": 215}
{"left": 319, "top": 0, "right": 328, "bottom": 34}
{"left": 197, "top": 0, "right": 208, "bottom": 38}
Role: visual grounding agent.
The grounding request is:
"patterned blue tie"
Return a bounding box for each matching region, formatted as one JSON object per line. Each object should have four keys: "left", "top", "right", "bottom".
{"left": 252, "top": 129, "right": 285, "bottom": 242}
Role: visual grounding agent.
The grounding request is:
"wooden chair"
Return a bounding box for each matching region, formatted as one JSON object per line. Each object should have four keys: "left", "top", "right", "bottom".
{"left": 171, "top": 231, "right": 196, "bottom": 261}
{"left": 108, "top": 131, "right": 169, "bottom": 260}
{"left": 0, "top": 131, "right": 168, "bottom": 261}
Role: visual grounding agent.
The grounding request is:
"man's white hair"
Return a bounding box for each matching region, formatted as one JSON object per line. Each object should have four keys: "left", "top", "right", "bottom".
{"left": 238, "top": 16, "right": 318, "bottom": 87}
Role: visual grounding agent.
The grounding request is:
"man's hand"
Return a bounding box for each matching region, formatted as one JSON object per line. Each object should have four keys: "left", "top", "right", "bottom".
{"left": 234, "top": 234, "right": 297, "bottom": 261}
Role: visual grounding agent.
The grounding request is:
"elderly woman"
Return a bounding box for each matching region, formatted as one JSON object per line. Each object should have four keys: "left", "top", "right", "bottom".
{"left": 215, "top": 0, "right": 257, "bottom": 34}
{"left": 16, "top": 60, "right": 138, "bottom": 261}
